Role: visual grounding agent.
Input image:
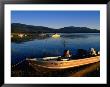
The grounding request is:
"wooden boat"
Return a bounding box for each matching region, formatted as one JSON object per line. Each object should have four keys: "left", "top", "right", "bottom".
{"left": 26, "top": 56, "right": 100, "bottom": 70}
{"left": 52, "top": 33, "right": 60, "bottom": 38}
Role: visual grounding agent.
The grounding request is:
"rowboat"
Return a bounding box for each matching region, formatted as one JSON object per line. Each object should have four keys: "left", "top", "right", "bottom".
{"left": 26, "top": 56, "right": 100, "bottom": 70}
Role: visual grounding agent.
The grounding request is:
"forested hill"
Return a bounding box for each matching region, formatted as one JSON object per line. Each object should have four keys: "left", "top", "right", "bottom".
{"left": 11, "top": 23, "right": 100, "bottom": 33}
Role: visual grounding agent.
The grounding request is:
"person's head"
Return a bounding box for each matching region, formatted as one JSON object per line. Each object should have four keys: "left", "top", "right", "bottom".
{"left": 64, "top": 50, "right": 70, "bottom": 54}
{"left": 67, "top": 50, "right": 70, "bottom": 54}
{"left": 91, "top": 48, "right": 94, "bottom": 50}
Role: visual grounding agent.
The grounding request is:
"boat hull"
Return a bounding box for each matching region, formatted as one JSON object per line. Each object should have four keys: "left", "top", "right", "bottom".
{"left": 26, "top": 56, "right": 100, "bottom": 70}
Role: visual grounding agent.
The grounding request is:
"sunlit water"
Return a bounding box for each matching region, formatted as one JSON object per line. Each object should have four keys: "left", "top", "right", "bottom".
{"left": 11, "top": 33, "right": 100, "bottom": 65}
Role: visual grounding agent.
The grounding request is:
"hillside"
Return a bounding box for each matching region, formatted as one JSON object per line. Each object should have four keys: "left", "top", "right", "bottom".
{"left": 11, "top": 23, "right": 100, "bottom": 33}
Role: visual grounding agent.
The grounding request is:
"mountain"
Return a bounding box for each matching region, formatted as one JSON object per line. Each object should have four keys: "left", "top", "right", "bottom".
{"left": 11, "top": 23, "right": 100, "bottom": 33}
{"left": 59, "top": 26, "right": 100, "bottom": 33}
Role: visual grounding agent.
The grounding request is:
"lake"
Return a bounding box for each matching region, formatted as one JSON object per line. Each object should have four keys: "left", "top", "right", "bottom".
{"left": 11, "top": 33, "right": 100, "bottom": 65}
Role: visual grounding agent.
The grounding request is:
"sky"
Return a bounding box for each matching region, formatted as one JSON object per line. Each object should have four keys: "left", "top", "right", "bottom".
{"left": 11, "top": 11, "right": 100, "bottom": 29}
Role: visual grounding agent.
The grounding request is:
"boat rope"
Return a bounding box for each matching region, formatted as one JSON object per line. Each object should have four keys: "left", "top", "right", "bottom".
{"left": 12, "top": 59, "right": 26, "bottom": 68}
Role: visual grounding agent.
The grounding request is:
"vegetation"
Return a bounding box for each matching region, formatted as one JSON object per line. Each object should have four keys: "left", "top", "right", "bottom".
{"left": 11, "top": 23, "right": 100, "bottom": 33}
{"left": 11, "top": 33, "right": 49, "bottom": 43}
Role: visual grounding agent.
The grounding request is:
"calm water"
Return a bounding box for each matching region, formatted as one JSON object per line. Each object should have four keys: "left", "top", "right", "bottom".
{"left": 11, "top": 33, "right": 100, "bottom": 65}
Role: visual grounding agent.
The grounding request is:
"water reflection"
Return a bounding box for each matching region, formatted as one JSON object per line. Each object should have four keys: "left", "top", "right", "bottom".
{"left": 11, "top": 33, "right": 100, "bottom": 65}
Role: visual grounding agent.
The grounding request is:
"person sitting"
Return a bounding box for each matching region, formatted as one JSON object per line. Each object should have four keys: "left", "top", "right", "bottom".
{"left": 90, "top": 48, "right": 97, "bottom": 56}
{"left": 63, "top": 50, "right": 72, "bottom": 58}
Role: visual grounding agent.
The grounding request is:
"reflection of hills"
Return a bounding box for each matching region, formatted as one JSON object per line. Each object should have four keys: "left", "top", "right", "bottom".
{"left": 61, "top": 33, "right": 100, "bottom": 39}
{"left": 11, "top": 23, "right": 100, "bottom": 33}
{"left": 62, "top": 34, "right": 88, "bottom": 39}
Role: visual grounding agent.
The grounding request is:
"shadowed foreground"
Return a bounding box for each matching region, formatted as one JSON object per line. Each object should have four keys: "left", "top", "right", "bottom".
{"left": 11, "top": 59, "right": 100, "bottom": 77}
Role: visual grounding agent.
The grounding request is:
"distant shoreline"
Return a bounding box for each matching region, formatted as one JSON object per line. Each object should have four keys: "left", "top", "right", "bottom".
{"left": 11, "top": 23, "right": 100, "bottom": 33}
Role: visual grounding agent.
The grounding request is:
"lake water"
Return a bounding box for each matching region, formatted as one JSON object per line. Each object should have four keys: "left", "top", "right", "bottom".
{"left": 11, "top": 33, "right": 100, "bottom": 65}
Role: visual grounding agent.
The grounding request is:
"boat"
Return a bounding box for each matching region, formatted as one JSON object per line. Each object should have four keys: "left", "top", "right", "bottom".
{"left": 26, "top": 55, "right": 100, "bottom": 70}
{"left": 52, "top": 33, "right": 60, "bottom": 38}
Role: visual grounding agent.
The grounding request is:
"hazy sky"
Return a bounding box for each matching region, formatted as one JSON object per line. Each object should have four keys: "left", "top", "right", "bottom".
{"left": 11, "top": 11, "right": 100, "bottom": 29}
